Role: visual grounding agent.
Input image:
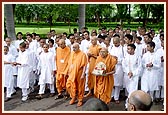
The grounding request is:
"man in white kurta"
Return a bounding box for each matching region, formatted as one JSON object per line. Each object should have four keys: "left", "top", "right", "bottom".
{"left": 104, "top": 37, "right": 113, "bottom": 53}
{"left": 4, "top": 46, "right": 15, "bottom": 101}
{"left": 80, "top": 31, "right": 91, "bottom": 92}
{"left": 134, "top": 36, "right": 143, "bottom": 58}
{"left": 24, "top": 41, "right": 37, "bottom": 93}
{"left": 35, "top": 39, "right": 46, "bottom": 84}
{"left": 27, "top": 34, "right": 38, "bottom": 53}
{"left": 110, "top": 37, "right": 124, "bottom": 104}
{"left": 14, "top": 42, "right": 31, "bottom": 101}
{"left": 141, "top": 41, "right": 161, "bottom": 101}
{"left": 122, "top": 44, "right": 142, "bottom": 109}
{"left": 4, "top": 37, "right": 18, "bottom": 91}
{"left": 122, "top": 34, "right": 134, "bottom": 98}
{"left": 48, "top": 39, "right": 56, "bottom": 56}
{"left": 155, "top": 41, "right": 164, "bottom": 102}
{"left": 14, "top": 32, "right": 24, "bottom": 51}
{"left": 36, "top": 44, "right": 56, "bottom": 99}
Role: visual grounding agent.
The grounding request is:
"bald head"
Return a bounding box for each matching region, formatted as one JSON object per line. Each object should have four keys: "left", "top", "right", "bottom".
{"left": 58, "top": 39, "right": 66, "bottom": 49}
{"left": 128, "top": 90, "right": 152, "bottom": 111}
{"left": 59, "top": 38, "right": 65, "bottom": 44}
{"left": 91, "top": 36, "right": 97, "bottom": 45}
{"left": 113, "top": 37, "right": 120, "bottom": 43}
{"left": 100, "top": 47, "right": 108, "bottom": 58}
{"left": 72, "top": 43, "right": 80, "bottom": 52}
{"left": 113, "top": 37, "right": 120, "bottom": 47}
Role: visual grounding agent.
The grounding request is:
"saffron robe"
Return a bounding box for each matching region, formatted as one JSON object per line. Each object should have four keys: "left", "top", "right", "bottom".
{"left": 66, "top": 50, "right": 87, "bottom": 101}
{"left": 56, "top": 46, "right": 71, "bottom": 93}
{"left": 94, "top": 54, "right": 117, "bottom": 104}
{"left": 87, "top": 44, "right": 101, "bottom": 90}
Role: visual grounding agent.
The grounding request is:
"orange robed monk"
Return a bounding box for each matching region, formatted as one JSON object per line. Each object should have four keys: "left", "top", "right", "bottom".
{"left": 94, "top": 47, "right": 117, "bottom": 104}
{"left": 66, "top": 43, "right": 87, "bottom": 107}
{"left": 55, "top": 39, "right": 71, "bottom": 100}
{"left": 85, "top": 36, "right": 101, "bottom": 97}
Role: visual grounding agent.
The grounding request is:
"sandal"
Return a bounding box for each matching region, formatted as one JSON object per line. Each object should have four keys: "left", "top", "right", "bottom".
{"left": 55, "top": 94, "right": 64, "bottom": 100}
{"left": 69, "top": 98, "right": 76, "bottom": 105}
{"left": 64, "top": 95, "right": 69, "bottom": 100}
{"left": 77, "top": 101, "right": 83, "bottom": 107}
{"left": 36, "top": 94, "right": 43, "bottom": 100}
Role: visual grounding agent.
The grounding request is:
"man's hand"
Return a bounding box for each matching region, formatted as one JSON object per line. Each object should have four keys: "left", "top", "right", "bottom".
{"left": 128, "top": 72, "right": 133, "bottom": 78}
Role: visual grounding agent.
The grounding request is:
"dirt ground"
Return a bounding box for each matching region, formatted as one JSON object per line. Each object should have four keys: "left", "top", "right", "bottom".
{"left": 3, "top": 87, "right": 164, "bottom": 112}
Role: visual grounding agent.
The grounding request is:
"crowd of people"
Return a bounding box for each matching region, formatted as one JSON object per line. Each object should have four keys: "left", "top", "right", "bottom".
{"left": 4, "top": 25, "right": 164, "bottom": 111}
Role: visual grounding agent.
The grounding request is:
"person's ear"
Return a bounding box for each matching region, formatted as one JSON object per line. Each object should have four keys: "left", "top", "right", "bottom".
{"left": 130, "top": 104, "right": 136, "bottom": 111}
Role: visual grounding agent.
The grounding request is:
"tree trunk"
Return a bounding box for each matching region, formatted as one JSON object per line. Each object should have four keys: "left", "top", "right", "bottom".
{"left": 96, "top": 12, "right": 101, "bottom": 27}
{"left": 128, "top": 4, "right": 131, "bottom": 25}
{"left": 68, "top": 5, "right": 71, "bottom": 33}
{"left": 120, "top": 19, "right": 123, "bottom": 28}
{"left": 4, "top": 4, "right": 16, "bottom": 41}
{"left": 142, "top": 19, "right": 147, "bottom": 28}
{"left": 78, "top": 4, "right": 85, "bottom": 32}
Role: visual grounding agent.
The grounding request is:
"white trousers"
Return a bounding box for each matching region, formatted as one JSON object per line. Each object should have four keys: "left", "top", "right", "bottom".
{"left": 38, "top": 84, "right": 55, "bottom": 94}
{"left": 112, "top": 86, "right": 121, "bottom": 100}
{"left": 155, "top": 86, "right": 164, "bottom": 98}
{"left": 29, "top": 71, "right": 35, "bottom": 89}
{"left": 22, "top": 88, "right": 28, "bottom": 97}
{"left": 6, "top": 88, "right": 13, "bottom": 98}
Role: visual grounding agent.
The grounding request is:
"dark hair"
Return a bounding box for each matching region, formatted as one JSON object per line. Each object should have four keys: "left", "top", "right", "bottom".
{"left": 63, "top": 32, "right": 67, "bottom": 36}
{"left": 136, "top": 36, "right": 142, "bottom": 41}
{"left": 83, "top": 27, "right": 88, "bottom": 30}
{"left": 98, "top": 34, "right": 107, "bottom": 40}
{"left": 102, "top": 26, "right": 107, "bottom": 30}
{"left": 4, "top": 46, "right": 9, "bottom": 50}
{"left": 126, "top": 28, "right": 131, "bottom": 31}
{"left": 73, "top": 28, "right": 77, "bottom": 31}
{"left": 144, "top": 33, "right": 151, "bottom": 39}
{"left": 125, "top": 34, "right": 133, "bottom": 42}
{"left": 83, "top": 30, "right": 90, "bottom": 35}
{"left": 19, "top": 42, "right": 26, "bottom": 48}
{"left": 32, "top": 33, "right": 36, "bottom": 36}
{"left": 17, "top": 32, "right": 23, "bottom": 36}
{"left": 91, "top": 32, "right": 97, "bottom": 36}
{"left": 68, "top": 34, "right": 74, "bottom": 39}
{"left": 48, "top": 39, "right": 54, "bottom": 45}
{"left": 113, "top": 34, "right": 120, "bottom": 38}
{"left": 160, "top": 34, "right": 164, "bottom": 38}
{"left": 27, "top": 34, "right": 33, "bottom": 38}
{"left": 50, "top": 30, "right": 55, "bottom": 33}
{"left": 36, "top": 34, "right": 40, "bottom": 37}
{"left": 115, "top": 26, "right": 120, "bottom": 29}
{"left": 97, "top": 34, "right": 103, "bottom": 38}
{"left": 128, "top": 44, "right": 136, "bottom": 50}
{"left": 147, "top": 41, "right": 155, "bottom": 49}
{"left": 132, "top": 30, "right": 137, "bottom": 34}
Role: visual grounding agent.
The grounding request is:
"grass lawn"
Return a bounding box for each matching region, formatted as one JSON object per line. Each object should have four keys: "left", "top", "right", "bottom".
{"left": 15, "top": 22, "right": 163, "bottom": 37}
{"left": 15, "top": 26, "right": 140, "bottom": 35}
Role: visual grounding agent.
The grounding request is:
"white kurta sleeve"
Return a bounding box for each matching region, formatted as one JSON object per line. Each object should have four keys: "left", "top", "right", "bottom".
{"left": 132, "top": 56, "right": 142, "bottom": 76}
{"left": 53, "top": 55, "right": 56, "bottom": 71}
{"left": 152, "top": 55, "right": 161, "bottom": 69}
{"left": 122, "top": 57, "right": 129, "bottom": 74}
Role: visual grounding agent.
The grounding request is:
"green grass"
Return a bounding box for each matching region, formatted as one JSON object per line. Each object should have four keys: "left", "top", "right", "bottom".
{"left": 14, "top": 21, "right": 164, "bottom": 38}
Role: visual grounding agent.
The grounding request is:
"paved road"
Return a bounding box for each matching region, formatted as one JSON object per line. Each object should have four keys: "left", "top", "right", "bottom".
{"left": 3, "top": 88, "right": 164, "bottom": 112}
